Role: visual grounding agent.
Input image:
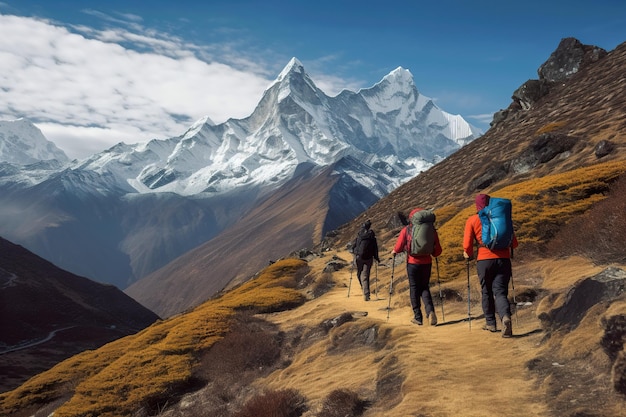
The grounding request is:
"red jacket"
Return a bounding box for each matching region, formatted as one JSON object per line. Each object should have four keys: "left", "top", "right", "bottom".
{"left": 463, "top": 214, "right": 518, "bottom": 260}
{"left": 393, "top": 208, "right": 442, "bottom": 265}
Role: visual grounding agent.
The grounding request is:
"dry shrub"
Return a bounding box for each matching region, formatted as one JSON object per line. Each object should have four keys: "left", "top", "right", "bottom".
{"left": 318, "top": 389, "right": 367, "bottom": 417}
{"left": 311, "top": 272, "right": 334, "bottom": 298}
{"left": 233, "top": 389, "right": 307, "bottom": 417}
{"left": 196, "top": 313, "right": 282, "bottom": 378}
{"left": 536, "top": 121, "right": 567, "bottom": 134}
{"left": 549, "top": 174, "right": 626, "bottom": 264}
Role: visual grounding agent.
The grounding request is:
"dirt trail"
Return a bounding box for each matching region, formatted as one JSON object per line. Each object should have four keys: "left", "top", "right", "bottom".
{"left": 262, "top": 250, "right": 557, "bottom": 417}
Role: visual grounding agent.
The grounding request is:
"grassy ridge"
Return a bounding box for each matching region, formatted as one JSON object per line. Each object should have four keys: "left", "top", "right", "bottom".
{"left": 434, "top": 160, "right": 626, "bottom": 281}
{"left": 0, "top": 259, "right": 308, "bottom": 417}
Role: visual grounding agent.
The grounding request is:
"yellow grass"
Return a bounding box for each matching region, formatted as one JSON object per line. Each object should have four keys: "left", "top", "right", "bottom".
{"left": 435, "top": 160, "right": 626, "bottom": 281}
{"left": 260, "top": 252, "right": 626, "bottom": 417}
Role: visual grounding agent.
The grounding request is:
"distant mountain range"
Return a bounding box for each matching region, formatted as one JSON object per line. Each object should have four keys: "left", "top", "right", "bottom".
{"left": 0, "top": 58, "right": 480, "bottom": 300}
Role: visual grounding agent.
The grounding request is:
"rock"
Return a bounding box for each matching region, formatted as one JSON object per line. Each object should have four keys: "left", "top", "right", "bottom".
{"left": 601, "top": 314, "right": 626, "bottom": 361}
{"left": 491, "top": 37, "right": 607, "bottom": 127}
{"left": 538, "top": 267, "right": 626, "bottom": 331}
{"left": 595, "top": 140, "right": 615, "bottom": 158}
{"left": 538, "top": 37, "right": 607, "bottom": 82}
{"left": 512, "top": 79, "right": 553, "bottom": 110}
{"left": 511, "top": 133, "right": 579, "bottom": 173}
{"left": 612, "top": 350, "right": 626, "bottom": 396}
{"left": 469, "top": 163, "right": 509, "bottom": 191}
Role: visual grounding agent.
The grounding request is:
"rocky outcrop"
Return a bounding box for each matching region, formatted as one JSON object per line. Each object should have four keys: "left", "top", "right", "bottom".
{"left": 511, "top": 133, "right": 580, "bottom": 174}
{"left": 538, "top": 37, "right": 608, "bottom": 82}
{"left": 538, "top": 267, "right": 626, "bottom": 396}
{"left": 538, "top": 267, "right": 626, "bottom": 330}
{"left": 491, "top": 37, "right": 608, "bottom": 127}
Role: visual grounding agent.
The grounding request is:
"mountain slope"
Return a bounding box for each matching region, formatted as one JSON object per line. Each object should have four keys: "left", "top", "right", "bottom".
{"left": 3, "top": 251, "right": 625, "bottom": 416}
{"left": 0, "top": 237, "right": 160, "bottom": 393}
{"left": 126, "top": 163, "right": 339, "bottom": 317}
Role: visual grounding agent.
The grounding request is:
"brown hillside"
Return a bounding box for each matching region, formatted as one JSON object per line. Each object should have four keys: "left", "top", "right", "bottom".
{"left": 0, "top": 237, "right": 159, "bottom": 393}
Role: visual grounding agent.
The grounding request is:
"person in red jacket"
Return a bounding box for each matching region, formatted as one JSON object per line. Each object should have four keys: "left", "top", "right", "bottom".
{"left": 392, "top": 207, "right": 443, "bottom": 326}
{"left": 463, "top": 194, "right": 519, "bottom": 337}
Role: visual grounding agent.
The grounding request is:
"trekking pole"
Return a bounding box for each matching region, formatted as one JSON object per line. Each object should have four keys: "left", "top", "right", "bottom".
{"left": 466, "top": 258, "right": 471, "bottom": 330}
{"left": 375, "top": 260, "right": 379, "bottom": 300}
{"left": 347, "top": 255, "right": 354, "bottom": 297}
{"left": 386, "top": 254, "right": 395, "bottom": 321}
{"left": 510, "top": 248, "right": 519, "bottom": 327}
{"left": 509, "top": 248, "right": 518, "bottom": 326}
{"left": 435, "top": 257, "right": 445, "bottom": 323}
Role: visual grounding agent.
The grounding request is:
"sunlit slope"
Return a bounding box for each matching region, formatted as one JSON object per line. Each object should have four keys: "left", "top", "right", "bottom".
{"left": 0, "top": 260, "right": 308, "bottom": 417}
{"left": 431, "top": 160, "right": 626, "bottom": 282}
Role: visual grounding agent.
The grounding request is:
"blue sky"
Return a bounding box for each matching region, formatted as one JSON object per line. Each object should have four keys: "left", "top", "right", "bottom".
{"left": 1, "top": 0, "right": 625, "bottom": 159}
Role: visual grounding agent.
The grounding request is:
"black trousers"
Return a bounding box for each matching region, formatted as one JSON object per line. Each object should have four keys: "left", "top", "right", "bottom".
{"left": 406, "top": 263, "right": 435, "bottom": 320}
{"left": 356, "top": 256, "right": 373, "bottom": 297}
{"left": 476, "top": 258, "right": 512, "bottom": 325}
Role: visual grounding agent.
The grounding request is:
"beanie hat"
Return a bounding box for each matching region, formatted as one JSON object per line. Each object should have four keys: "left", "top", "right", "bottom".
{"left": 363, "top": 220, "right": 372, "bottom": 229}
{"left": 475, "top": 194, "right": 490, "bottom": 211}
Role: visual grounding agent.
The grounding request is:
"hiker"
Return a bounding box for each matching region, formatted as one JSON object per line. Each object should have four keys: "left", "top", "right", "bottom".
{"left": 463, "top": 193, "right": 519, "bottom": 337}
{"left": 351, "top": 220, "right": 380, "bottom": 301}
{"left": 392, "top": 208, "right": 442, "bottom": 325}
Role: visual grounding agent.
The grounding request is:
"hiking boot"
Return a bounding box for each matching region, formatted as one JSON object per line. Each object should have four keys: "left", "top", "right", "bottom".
{"left": 502, "top": 316, "right": 513, "bottom": 338}
{"left": 482, "top": 323, "right": 497, "bottom": 332}
{"left": 364, "top": 295, "right": 370, "bottom": 301}
{"left": 429, "top": 311, "right": 438, "bottom": 326}
{"left": 411, "top": 318, "right": 423, "bottom": 326}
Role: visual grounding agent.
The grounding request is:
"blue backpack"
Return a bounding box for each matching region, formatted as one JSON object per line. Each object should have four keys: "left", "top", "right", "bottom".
{"left": 478, "top": 198, "right": 513, "bottom": 250}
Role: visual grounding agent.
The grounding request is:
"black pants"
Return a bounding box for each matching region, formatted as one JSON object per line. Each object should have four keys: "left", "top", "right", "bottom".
{"left": 476, "top": 258, "right": 512, "bottom": 326}
{"left": 356, "top": 256, "right": 373, "bottom": 297}
{"left": 407, "top": 263, "right": 435, "bottom": 320}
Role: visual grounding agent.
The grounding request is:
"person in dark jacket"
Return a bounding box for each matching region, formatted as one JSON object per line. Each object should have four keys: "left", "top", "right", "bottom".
{"left": 351, "top": 220, "right": 380, "bottom": 301}
{"left": 392, "top": 208, "right": 443, "bottom": 325}
{"left": 463, "top": 194, "right": 519, "bottom": 337}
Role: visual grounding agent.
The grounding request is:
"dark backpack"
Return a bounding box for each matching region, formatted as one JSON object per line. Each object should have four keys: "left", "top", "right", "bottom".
{"left": 478, "top": 197, "right": 514, "bottom": 250}
{"left": 407, "top": 209, "right": 436, "bottom": 256}
{"left": 355, "top": 229, "right": 376, "bottom": 259}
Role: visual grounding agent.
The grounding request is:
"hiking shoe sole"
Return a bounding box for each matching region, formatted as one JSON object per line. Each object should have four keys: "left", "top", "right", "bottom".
{"left": 502, "top": 317, "right": 513, "bottom": 338}
{"left": 411, "top": 318, "right": 423, "bottom": 326}
{"left": 482, "top": 324, "right": 497, "bottom": 332}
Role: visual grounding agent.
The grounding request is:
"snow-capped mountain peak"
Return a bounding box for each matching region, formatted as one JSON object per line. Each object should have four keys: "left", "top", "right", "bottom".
{"left": 1, "top": 58, "right": 481, "bottom": 199}
{"left": 276, "top": 57, "right": 306, "bottom": 83}
{"left": 382, "top": 66, "right": 415, "bottom": 87}
{"left": 0, "top": 119, "right": 69, "bottom": 165}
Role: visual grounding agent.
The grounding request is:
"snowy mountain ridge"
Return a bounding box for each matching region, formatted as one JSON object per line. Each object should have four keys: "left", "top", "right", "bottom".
{"left": 1, "top": 58, "right": 480, "bottom": 198}
{"left": 0, "top": 119, "right": 69, "bottom": 165}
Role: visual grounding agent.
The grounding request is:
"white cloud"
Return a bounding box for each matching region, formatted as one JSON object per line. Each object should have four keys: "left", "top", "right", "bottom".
{"left": 0, "top": 13, "right": 273, "bottom": 159}
{"left": 467, "top": 113, "right": 496, "bottom": 127}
